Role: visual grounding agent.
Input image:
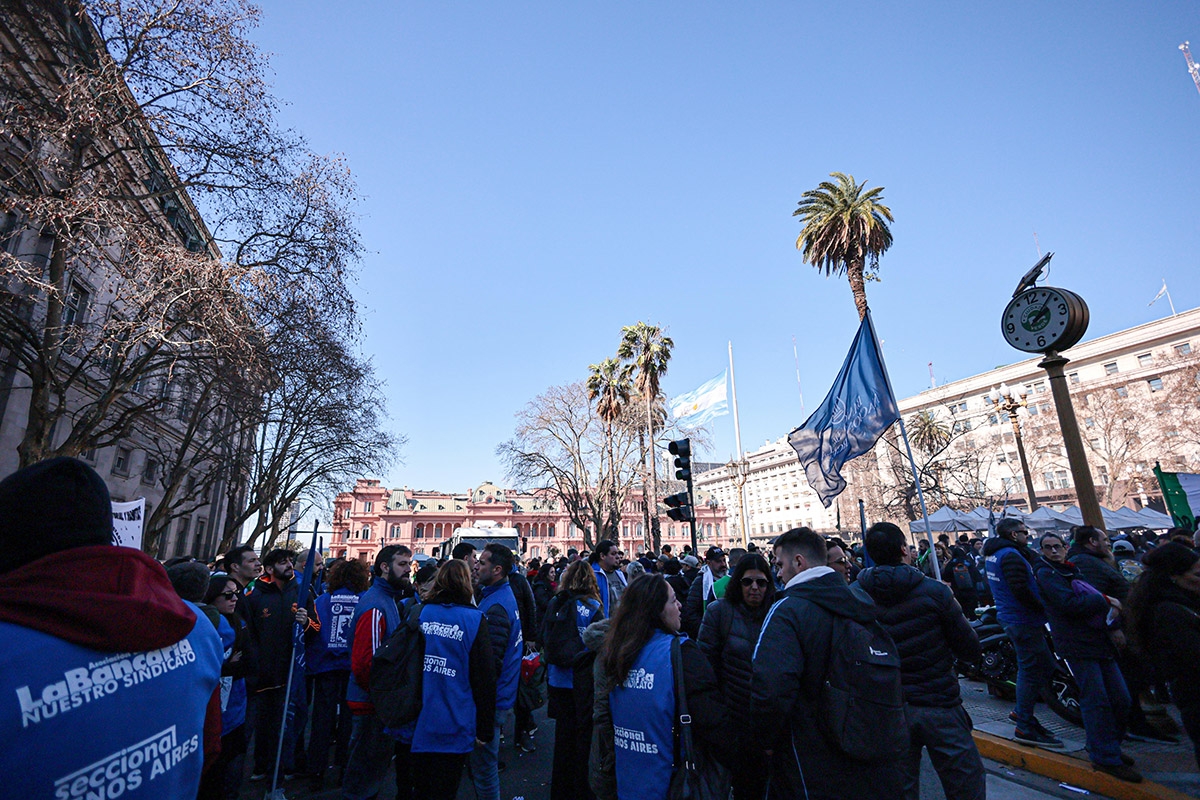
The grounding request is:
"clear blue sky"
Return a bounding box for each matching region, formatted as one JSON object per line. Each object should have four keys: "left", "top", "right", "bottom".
{"left": 251, "top": 1, "right": 1200, "bottom": 496}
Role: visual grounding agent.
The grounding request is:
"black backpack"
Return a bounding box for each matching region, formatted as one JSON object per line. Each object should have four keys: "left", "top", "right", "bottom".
{"left": 543, "top": 593, "right": 586, "bottom": 668}
{"left": 369, "top": 601, "right": 425, "bottom": 728}
{"left": 950, "top": 560, "right": 975, "bottom": 591}
{"left": 816, "top": 613, "right": 908, "bottom": 762}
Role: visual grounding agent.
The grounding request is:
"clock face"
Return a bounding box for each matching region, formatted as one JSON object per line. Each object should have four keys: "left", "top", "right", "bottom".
{"left": 1002, "top": 288, "right": 1078, "bottom": 353}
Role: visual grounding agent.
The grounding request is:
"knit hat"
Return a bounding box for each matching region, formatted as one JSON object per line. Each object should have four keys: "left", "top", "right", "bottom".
{"left": 0, "top": 457, "right": 114, "bottom": 574}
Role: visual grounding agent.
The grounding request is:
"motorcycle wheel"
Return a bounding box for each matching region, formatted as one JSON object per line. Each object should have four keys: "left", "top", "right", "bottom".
{"left": 1046, "top": 670, "right": 1083, "bottom": 726}
{"left": 979, "top": 639, "right": 1017, "bottom": 700}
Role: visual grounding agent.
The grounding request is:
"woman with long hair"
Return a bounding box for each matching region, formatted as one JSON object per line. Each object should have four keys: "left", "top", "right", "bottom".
{"left": 543, "top": 561, "right": 605, "bottom": 800}
{"left": 1128, "top": 543, "right": 1200, "bottom": 766}
{"left": 198, "top": 574, "right": 253, "bottom": 800}
{"left": 698, "top": 553, "right": 775, "bottom": 799}
{"left": 591, "top": 574, "right": 727, "bottom": 800}
{"left": 408, "top": 559, "right": 497, "bottom": 799}
{"left": 306, "top": 557, "right": 370, "bottom": 784}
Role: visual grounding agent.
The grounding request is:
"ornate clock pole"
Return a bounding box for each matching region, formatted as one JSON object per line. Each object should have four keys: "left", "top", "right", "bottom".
{"left": 1000, "top": 254, "right": 1104, "bottom": 529}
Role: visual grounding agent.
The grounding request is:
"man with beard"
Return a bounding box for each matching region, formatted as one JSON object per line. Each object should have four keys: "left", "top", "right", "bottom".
{"left": 342, "top": 545, "right": 414, "bottom": 800}
{"left": 242, "top": 548, "right": 318, "bottom": 780}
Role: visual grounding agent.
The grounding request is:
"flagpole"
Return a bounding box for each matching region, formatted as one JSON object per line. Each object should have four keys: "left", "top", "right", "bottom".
{"left": 729, "top": 341, "right": 749, "bottom": 548}
{"left": 866, "top": 311, "right": 942, "bottom": 581}
{"left": 269, "top": 520, "right": 318, "bottom": 797}
{"left": 1166, "top": 280, "right": 1177, "bottom": 316}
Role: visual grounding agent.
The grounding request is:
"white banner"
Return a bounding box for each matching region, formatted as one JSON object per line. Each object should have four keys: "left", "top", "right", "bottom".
{"left": 111, "top": 498, "right": 146, "bottom": 550}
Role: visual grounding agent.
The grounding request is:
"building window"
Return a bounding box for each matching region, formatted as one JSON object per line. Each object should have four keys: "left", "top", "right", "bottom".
{"left": 987, "top": 414, "right": 999, "bottom": 426}
{"left": 1104, "top": 362, "right": 1119, "bottom": 375}
{"left": 1068, "top": 372, "right": 1080, "bottom": 384}
{"left": 414, "top": 524, "right": 423, "bottom": 539}
{"left": 1115, "top": 386, "right": 1128, "bottom": 398}
{"left": 113, "top": 446, "right": 131, "bottom": 476}
{"left": 1089, "top": 438, "right": 1101, "bottom": 450}
{"left": 548, "top": 524, "right": 555, "bottom": 538}
{"left": 1084, "top": 417, "right": 1095, "bottom": 427}
{"left": 997, "top": 452, "right": 1007, "bottom": 463}
{"left": 363, "top": 501, "right": 373, "bottom": 513}
{"left": 62, "top": 278, "right": 91, "bottom": 328}
{"left": 1148, "top": 377, "right": 1164, "bottom": 392}
{"left": 1002, "top": 477, "right": 1018, "bottom": 493}
{"left": 194, "top": 517, "right": 207, "bottom": 544}
{"left": 1137, "top": 353, "right": 1153, "bottom": 368}
{"left": 141, "top": 457, "right": 159, "bottom": 485}
{"left": 80, "top": 447, "right": 97, "bottom": 462}
{"left": 1097, "top": 466, "right": 1110, "bottom": 485}
{"left": 1176, "top": 342, "right": 1191, "bottom": 356}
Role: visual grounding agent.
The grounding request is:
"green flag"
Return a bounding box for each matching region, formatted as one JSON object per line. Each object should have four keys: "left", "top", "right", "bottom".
{"left": 1153, "top": 463, "right": 1200, "bottom": 531}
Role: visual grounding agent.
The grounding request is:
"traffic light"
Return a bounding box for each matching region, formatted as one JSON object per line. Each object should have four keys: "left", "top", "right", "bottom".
{"left": 669, "top": 438, "right": 692, "bottom": 481}
{"left": 664, "top": 492, "right": 694, "bottom": 522}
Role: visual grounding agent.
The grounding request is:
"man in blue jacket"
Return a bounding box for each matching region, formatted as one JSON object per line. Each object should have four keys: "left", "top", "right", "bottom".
{"left": 472, "top": 543, "right": 522, "bottom": 800}
{"left": 0, "top": 458, "right": 223, "bottom": 799}
{"left": 983, "top": 519, "right": 1062, "bottom": 748}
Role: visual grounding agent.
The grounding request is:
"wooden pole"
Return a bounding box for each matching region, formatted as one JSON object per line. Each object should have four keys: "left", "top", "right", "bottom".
{"left": 1038, "top": 350, "right": 1104, "bottom": 529}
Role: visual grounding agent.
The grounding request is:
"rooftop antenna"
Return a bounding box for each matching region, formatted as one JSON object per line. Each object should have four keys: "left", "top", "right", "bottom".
{"left": 928, "top": 361, "right": 936, "bottom": 389}
{"left": 1033, "top": 231, "right": 1042, "bottom": 257}
{"left": 1181, "top": 42, "right": 1200, "bottom": 97}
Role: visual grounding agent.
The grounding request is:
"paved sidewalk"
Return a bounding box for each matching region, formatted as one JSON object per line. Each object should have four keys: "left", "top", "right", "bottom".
{"left": 959, "top": 676, "right": 1199, "bottom": 798}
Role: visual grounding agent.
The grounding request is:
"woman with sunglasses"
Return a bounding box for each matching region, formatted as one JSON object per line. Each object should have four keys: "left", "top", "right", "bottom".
{"left": 200, "top": 574, "right": 254, "bottom": 799}
{"left": 1034, "top": 532, "right": 1138, "bottom": 782}
{"left": 697, "top": 553, "right": 775, "bottom": 800}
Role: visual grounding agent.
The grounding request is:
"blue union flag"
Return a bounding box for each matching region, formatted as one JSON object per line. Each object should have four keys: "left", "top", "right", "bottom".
{"left": 789, "top": 312, "right": 900, "bottom": 507}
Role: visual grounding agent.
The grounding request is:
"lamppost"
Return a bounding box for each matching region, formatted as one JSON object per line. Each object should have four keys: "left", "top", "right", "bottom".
{"left": 726, "top": 457, "right": 750, "bottom": 548}
{"left": 988, "top": 383, "right": 1039, "bottom": 512}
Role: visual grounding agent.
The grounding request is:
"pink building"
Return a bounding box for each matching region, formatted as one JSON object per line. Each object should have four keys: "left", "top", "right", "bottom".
{"left": 329, "top": 479, "right": 730, "bottom": 563}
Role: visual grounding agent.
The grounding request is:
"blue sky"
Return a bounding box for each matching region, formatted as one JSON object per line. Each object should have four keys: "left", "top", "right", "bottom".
{"left": 251, "top": 1, "right": 1200, "bottom": 496}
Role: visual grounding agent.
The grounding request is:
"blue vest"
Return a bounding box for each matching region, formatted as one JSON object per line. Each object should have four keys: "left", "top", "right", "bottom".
{"left": 985, "top": 541, "right": 1046, "bottom": 626}
{"left": 593, "top": 566, "right": 611, "bottom": 616}
{"left": 609, "top": 630, "right": 676, "bottom": 800}
{"left": 0, "top": 604, "right": 223, "bottom": 799}
{"left": 345, "top": 579, "right": 409, "bottom": 705}
{"left": 479, "top": 581, "right": 523, "bottom": 711}
{"left": 216, "top": 614, "right": 247, "bottom": 734}
{"left": 548, "top": 597, "right": 603, "bottom": 689}
{"left": 307, "top": 589, "right": 360, "bottom": 674}
{"left": 411, "top": 603, "right": 484, "bottom": 754}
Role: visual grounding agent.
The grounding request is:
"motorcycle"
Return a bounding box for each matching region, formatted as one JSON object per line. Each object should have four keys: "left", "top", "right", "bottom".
{"left": 958, "top": 606, "right": 1083, "bottom": 726}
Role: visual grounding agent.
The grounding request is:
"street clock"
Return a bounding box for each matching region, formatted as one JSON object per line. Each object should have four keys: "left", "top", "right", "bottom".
{"left": 1001, "top": 286, "right": 1089, "bottom": 354}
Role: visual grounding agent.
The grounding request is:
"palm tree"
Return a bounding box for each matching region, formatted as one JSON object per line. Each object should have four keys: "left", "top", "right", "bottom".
{"left": 618, "top": 322, "right": 673, "bottom": 553}
{"left": 908, "top": 410, "right": 950, "bottom": 455}
{"left": 793, "top": 172, "right": 894, "bottom": 320}
{"left": 587, "top": 357, "right": 632, "bottom": 538}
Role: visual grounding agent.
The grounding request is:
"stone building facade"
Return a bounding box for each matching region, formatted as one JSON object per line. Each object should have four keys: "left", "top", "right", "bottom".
{"left": 329, "top": 479, "right": 731, "bottom": 563}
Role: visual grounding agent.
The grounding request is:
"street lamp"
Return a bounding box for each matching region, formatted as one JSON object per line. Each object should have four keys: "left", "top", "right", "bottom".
{"left": 726, "top": 457, "right": 750, "bottom": 548}
{"left": 988, "top": 383, "right": 1039, "bottom": 511}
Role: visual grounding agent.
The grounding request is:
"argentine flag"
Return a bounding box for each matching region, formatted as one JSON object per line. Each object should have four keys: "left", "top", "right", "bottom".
{"left": 669, "top": 371, "right": 729, "bottom": 427}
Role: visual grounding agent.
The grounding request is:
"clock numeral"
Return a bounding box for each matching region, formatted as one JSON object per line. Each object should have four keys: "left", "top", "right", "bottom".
{"left": 1037, "top": 335, "right": 1046, "bottom": 347}
{"left": 1058, "top": 303, "right": 1067, "bottom": 314}
{"left": 1006, "top": 323, "right": 1015, "bottom": 334}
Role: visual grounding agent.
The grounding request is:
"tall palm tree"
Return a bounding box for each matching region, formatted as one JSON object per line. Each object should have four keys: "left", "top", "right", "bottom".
{"left": 793, "top": 172, "right": 894, "bottom": 321}
{"left": 618, "top": 322, "right": 673, "bottom": 553}
{"left": 587, "top": 357, "right": 632, "bottom": 538}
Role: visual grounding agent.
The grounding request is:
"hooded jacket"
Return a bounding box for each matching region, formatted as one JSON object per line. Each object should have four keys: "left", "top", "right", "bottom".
{"left": 749, "top": 570, "right": 902, "bottom": 800}
{"left": 241, "top": 573, "right": 319, "bottom": 691}
{"left": 983, "top": 536, "right": 1046, "bottom": 626}
{"left": 1066, "top": 545, "right": 1130, "bottom": 603}
{"left": 0, "top": 546, "right": 223, "bottom": 800}
{"left": 856, "top": 564, "right": 980, "bottom": 707}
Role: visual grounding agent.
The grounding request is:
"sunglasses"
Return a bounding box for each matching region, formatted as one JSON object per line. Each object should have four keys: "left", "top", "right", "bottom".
{"left": 831, "top": 557, "right": 850, "bottom": 566}
{"left": 740, "top": 577, "right": 770, "bottom": 588}
{"left": 217, "top": 591, "right": 238, "bottom": 600}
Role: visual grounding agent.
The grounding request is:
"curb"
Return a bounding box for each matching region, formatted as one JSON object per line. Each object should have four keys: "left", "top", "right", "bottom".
{"left": 973, "top": 731, "right": 1193, "bottom": 800}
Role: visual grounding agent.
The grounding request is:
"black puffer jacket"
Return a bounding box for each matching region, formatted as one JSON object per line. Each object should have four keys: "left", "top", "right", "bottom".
{"left": 1144, "top": 583, "right": 1200, "bottom": 704}
{"left": 857, "top": 565, "right": 980, "bottom": 708}
{"left": 1066, "top": 546, "right": 1130, "bottom": 603}
{"left": 697, "top": 598, "right": 768, "bottom": 719}
{"left": 749, "top": 571, "right": 901, "bottom": 800}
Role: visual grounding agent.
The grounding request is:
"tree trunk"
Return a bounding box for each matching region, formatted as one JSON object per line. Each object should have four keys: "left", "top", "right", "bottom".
{"left": 847, "top": 256, "right": 869, "bottom": 321}
{"left": 644, "top": 392, "right": 657, "bottom": 554}
{"left": 16, "top": 236, "right": 69, "bottom": 468}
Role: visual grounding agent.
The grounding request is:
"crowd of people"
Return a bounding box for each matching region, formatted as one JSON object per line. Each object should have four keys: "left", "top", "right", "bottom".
{"left": 3, "top": 456, "right": 1200, "bottom": 800}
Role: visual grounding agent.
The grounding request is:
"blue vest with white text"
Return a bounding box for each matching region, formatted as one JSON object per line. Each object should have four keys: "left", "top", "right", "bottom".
{"left": 609, "top": 629, "right": 676, "bottom": 800}
{"left": 984, "top": 542, "right": 1046, "bottom": 626}
{"left": 548, "top": 597, "right": 603, "bottom": 689}
{"left": 307, "top": 589, "right": 360, "bottom": 674}
{"left": 479, "top": 581, "right": 523, "bottom": 710}
{"left": 411, "top": 603, "right": 484, "bottom": 754}
{"left": 0, "top": 604, "right": 223, "bottom": 799}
